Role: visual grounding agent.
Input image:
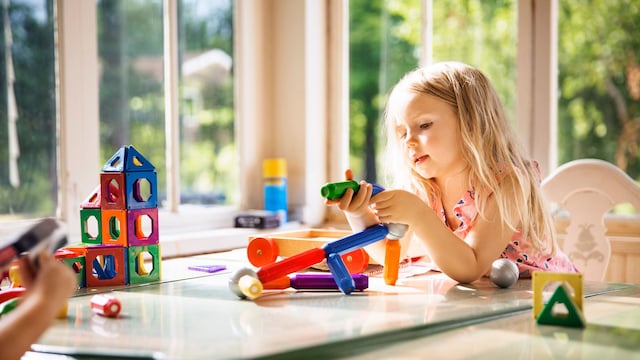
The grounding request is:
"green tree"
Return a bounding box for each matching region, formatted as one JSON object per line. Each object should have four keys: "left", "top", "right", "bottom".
{"left": 349, "top": 0, "right": 419, "bottom": 183}
{"left": 0, "top": 0, "right": 56, "bottom": 216}
{"left": 349, "top": 1, "right": 516, "bottom": 184}
{"left": 558, "top": 0, "right": 640, "bottom": 179}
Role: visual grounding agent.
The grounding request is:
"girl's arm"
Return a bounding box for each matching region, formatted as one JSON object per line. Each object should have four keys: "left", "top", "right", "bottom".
{"left": 0, "top": 252, "right": 77, "bottom": 360}
{"left": 371, "top": 188, "right": 514, "bottom": 283}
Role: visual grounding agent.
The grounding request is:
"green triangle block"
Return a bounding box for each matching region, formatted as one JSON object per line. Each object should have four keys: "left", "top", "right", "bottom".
{"left": 536, "top": 284, "right": 586, "bottom": 328}
{"left": 102, "top": 145, "right": 156, "bottom": 173}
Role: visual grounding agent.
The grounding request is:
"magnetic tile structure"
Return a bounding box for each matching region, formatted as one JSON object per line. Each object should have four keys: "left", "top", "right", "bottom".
{"left": 58, "top": 145, "right": 161, "bottom": 288}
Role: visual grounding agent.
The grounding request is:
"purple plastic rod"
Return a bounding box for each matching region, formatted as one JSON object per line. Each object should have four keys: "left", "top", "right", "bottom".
{"left": 290, "top": 273, "right": 369, "bottom": 290}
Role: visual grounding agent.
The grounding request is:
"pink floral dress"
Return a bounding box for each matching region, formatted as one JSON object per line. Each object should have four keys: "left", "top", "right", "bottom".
{"left": 431, "top": 190, "right": 579, "bottom": 278}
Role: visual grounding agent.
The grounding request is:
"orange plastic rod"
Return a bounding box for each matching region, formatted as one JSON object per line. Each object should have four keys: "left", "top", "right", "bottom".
{"left": 383, "top": 239, "right": 400, "bottom": 285}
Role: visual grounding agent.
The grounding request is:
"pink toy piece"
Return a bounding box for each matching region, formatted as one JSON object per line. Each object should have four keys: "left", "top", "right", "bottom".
{"left": 91, "top": 294, "right": 121, "bottom": 318}
{"left": 126, "top": 208, "right": 159, "bottom": 247}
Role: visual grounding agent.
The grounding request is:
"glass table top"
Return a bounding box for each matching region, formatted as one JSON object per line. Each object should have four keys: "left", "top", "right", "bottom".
{"left": 343, "top": 285, "right": 640, "bottom": 360}
{"left": 31, "top": 250, "right": 634, "bottom": 359}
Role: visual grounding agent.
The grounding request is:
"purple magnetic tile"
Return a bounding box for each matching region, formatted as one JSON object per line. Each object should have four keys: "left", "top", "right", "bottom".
{"left": 188, "top": 265, "right": 227, "bottom": 273}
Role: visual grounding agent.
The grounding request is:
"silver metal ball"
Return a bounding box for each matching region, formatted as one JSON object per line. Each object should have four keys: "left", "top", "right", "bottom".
{"left": 490, "top": 258, "right": 519, "bottom": 288}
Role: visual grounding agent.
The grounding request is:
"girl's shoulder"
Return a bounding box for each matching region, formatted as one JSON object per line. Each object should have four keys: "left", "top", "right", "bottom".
{"left": 495, "top": 160, "right": 541, "bottom": 183}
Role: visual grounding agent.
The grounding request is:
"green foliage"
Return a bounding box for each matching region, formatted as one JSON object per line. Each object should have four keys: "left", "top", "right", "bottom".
{"left": 350, "top": 0, "right": 639, "bottom": 187}
{"left": 432, "top": 0, "right": 516, "bottom": 122}
{"left": 0, "top": 0, "right": 56, "bottom": 215}
{"left": 349, "top": 0, "right": 420, "bottom": 182}
{"left": 97, "top": 0, "right": 235, "bottom": 205}
{"left": 349, "top": 1, "right": 516, "bottom": 183}
{"left": 558, "top": 0, "right": 640, "bottom": 180}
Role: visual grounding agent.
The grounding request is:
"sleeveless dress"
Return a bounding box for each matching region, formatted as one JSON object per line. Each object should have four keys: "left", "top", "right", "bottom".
{"left": 431, "top": 190, "right": 579, "bottom": 278}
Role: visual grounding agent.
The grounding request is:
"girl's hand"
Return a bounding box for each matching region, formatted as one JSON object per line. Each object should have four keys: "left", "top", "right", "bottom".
{"left": 18, "top": 252, "right": 77, "bottom": 305}
{"left": 324, "top": 169, "right": 376, "bottom": 219}
{"left": 370, "top": 189, "right": 428, "bottom": 226}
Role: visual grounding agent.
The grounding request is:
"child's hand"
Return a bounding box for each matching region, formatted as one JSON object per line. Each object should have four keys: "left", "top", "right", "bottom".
{"left": 324, "top": 169, "right": 375, "bottom": 219}
{"left": 370, "top": 189, "right": 429, "bottom": 226}
{"left": 18, "top": 252, "right": 77, "bottom": 307}
{"left": 0, "top": 252, "right": 77, "bottom": 360}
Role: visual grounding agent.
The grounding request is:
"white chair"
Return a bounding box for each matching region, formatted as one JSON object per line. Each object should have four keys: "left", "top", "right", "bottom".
{"left": 541, "top": 159, "right": 640, "bottom": 281}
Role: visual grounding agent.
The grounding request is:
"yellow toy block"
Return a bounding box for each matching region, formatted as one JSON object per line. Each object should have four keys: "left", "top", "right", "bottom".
{"left": 532, "top": 271, "right": 583, "bottom": 319}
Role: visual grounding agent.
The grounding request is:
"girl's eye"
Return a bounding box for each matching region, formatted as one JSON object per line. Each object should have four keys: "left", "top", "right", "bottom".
{"left": 420, "top": 122, "right": 433, "bottom": 129}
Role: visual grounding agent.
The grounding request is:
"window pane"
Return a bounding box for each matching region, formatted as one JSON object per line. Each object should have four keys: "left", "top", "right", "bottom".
{"left": 349, "top": 0, "right": 421, "bottom": 184}
{"left": 432, "top": 1, "right": 517, "bottom": 123}
{"left": 97, "top": 0, "right": 236, "bottom": 208}
{"left": 558, "top": 0, "right": 640, "bottom": 184}
{"left": 97, "top": 0, "right": 166, "bottom": 200}
{"left": 0, "top": 0, "right": 56, "bottom": 220}
{"left": 179, "top": 0, "right": 236, "bottom": 205}
{"left": 349, "top": 0, "right": 516, "bottom": 184}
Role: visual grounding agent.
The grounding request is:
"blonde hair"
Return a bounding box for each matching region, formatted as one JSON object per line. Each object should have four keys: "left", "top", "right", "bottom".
{"left": 382, "top": 61, "right": 557, "bottom": 254}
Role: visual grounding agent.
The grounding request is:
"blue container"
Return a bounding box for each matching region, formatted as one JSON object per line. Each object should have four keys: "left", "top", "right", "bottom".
{"left": 263, "top": 158, "right": 288, "bottom": 223}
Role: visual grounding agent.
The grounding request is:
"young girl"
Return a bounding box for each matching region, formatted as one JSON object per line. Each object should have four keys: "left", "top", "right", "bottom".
{"left": 328, "top": 61, "right": 578, "bottom": 283}
{"left": 0, "top": 251, "right": 77, "bottom": 360}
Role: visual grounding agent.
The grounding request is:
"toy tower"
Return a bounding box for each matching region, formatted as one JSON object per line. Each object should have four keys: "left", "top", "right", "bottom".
{"left": 69, "top": 145, "right": 161, "bottom": 288}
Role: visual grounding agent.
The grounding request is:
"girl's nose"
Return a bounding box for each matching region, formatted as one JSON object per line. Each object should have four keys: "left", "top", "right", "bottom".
{"left": 404, "top": 132, "right": 417, "bottom": 147}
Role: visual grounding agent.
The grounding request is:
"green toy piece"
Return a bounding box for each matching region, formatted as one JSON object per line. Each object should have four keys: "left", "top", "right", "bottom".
{"left": 320, "top": 180, "right": 360, "bottom": 200}
{"left": 0, "top": 297, "right": 20, "bottom": 318}
{"left": 80, "top": 208, "right": 103, "bottom": 245}
{"left": 127, "top": 244, "right": 161, "bottom": 285}
{"left": 536, "top": 283, "right": 586, "bottom": 328}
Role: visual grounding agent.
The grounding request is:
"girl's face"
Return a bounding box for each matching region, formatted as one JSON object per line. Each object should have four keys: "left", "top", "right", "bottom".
{"left": 393, "top": 91, "right": 467, "bottom": 180}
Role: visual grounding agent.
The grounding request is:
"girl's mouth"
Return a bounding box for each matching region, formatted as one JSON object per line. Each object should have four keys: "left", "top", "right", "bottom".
{"left": 414, "top": 155, "right": 428, "bottom": 165}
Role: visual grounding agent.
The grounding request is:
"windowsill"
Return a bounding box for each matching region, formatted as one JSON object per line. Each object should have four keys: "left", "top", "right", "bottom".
{"left": 159, "top": 221, "right": 304, "bottom": 259}
{"left": 0, "top": 205, "right": 306, "bottom": 260}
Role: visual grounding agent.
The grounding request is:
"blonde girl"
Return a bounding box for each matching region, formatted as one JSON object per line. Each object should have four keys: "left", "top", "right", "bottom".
{"left": 329, "top": 61, "right": 577, "bottom": 283}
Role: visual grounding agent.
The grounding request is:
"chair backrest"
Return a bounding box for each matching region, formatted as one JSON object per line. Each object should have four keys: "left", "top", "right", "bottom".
{"left": 541, "top": 159, "right": 640, "bottom": 281}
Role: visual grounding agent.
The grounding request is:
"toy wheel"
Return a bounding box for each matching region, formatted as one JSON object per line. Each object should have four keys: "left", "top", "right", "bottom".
{"left": 341, "top": 249, "right": 370, "bottom": 274}
{"left": 247, "top": 237, "right": 279, "bottom": 267}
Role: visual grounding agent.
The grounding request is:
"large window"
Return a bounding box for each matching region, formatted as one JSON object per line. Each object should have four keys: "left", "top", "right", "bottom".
{"left": 1, "top": 2, "right": 636, "bottom": 247}
{"left": 1, "top": 1, "right": 238, "bottom": 249}
{"left": 97, "top": 0, "right": 235, "bottom": 208}
{"left": 0, "top": 0, "right": 56, "bottom": 221}
{"left": 349, "top": 0, "right": 517, "bottom": 185}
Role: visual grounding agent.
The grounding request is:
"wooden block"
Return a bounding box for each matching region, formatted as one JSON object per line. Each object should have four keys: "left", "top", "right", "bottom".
{"left": 248, "top": 229, "right": 352, "bottom": 258}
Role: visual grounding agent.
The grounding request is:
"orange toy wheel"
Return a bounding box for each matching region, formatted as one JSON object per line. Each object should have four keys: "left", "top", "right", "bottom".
{"left": 247, "top": 237, "right": 279, "bottom": 267}
{"left": 341, "top": 249, "right": 370, "bottom": 274}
